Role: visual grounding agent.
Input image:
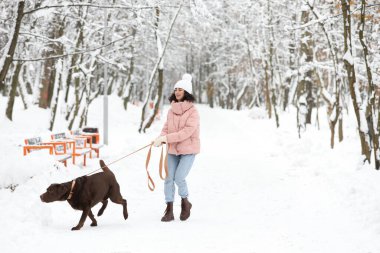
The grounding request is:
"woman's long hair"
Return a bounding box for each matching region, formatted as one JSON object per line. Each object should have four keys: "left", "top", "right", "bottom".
{"left": 168, "top": 90, "right": 196, "bottom": 103}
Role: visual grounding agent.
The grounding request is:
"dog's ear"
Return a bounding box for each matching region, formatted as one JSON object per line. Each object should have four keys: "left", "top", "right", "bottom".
{"left": 57, "top": 183, "right": 71, "bottom": 200}
{"left": 99, "top": 160, "right": 106, "bottom": 168}
{"left": 59, "top": 183, "right": 69, "bottom": 191}
{"left": 47, "top": 183, "right": 59, "bottom": 191}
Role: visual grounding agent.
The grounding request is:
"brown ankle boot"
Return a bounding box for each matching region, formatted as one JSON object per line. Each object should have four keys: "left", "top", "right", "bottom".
{"left": 161, "top": 202, "right": 174, "bottom": 222}
{"left": 180, "top": 198, "right": 192, "bottom": 221}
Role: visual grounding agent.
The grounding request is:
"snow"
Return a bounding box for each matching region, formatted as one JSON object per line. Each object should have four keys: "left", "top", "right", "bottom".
{"left": 343, "top": 50, "right": 354, "bottom": 65}
{"left": 1, "top": 96, "right": 380, "bottom": 253}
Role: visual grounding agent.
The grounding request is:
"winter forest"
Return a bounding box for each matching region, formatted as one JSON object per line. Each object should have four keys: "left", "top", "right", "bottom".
{"left": 2, "top": 1, "right": 380, "bottom": 252}
{"left": 1, "top": 0, "right": 380, "bottom": 166}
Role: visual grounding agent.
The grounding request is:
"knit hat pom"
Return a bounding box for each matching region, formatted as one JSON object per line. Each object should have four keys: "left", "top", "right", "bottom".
{"left": 182, "top": 73, "right": 192, "bottom": 82}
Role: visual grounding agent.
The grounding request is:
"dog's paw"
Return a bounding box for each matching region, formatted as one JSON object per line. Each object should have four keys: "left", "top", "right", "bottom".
{"left": 90, "top": 222, "right": 97, "bottom": 227}
{"left": 71, "top": 226, "right": 81, "bottom": 231}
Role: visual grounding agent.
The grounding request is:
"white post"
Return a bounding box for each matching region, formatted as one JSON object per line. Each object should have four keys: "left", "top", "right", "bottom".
{"left": 103, "top": 9, "right": 109, "bottom": 145}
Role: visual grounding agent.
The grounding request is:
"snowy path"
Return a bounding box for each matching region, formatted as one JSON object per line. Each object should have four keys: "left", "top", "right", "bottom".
{"left": 193, "top": 108, "right": 371, "bottom": 253}
{"left": 2, "top": 103, "right": 380, "bottom": 253}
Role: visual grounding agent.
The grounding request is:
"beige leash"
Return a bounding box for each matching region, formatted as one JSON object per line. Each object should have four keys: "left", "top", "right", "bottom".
{"left": 85, "top": 143, "right": 169, "bottom": 191}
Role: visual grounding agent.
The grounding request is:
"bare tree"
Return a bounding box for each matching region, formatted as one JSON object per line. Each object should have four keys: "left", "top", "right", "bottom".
{"left": 0, "top": 0, "right": 24, "bottom": 93}
{"left": 139, "top": 3, "right": 183, "bottom": 133}
{"left": 341, "top": 0, "right": 371, "bottom": 162}
{"left": 358, "top": 0, "right": 379, "bottom": 168}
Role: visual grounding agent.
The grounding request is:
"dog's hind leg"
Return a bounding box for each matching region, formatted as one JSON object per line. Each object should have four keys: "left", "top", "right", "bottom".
{"left": 88, "top": 209, "right": 97, "bottom": 227}
{"left": 97, "top": 200, "right": 108, "bottom": 217}
{"left": 72, "top": 208, "right": 90, "bottom": 231}
{"left": 109, "top": 189, "right": 128, "bottom": 220}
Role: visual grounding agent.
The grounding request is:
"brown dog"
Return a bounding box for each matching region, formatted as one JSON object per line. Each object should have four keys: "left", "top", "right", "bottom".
{"left": 40, "top": 160, "right": 128, "bottom": 230}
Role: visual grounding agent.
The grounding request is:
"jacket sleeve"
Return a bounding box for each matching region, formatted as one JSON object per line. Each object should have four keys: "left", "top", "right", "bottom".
{"left": 160, "top": 120, "right": 168, "bottom": 136}
{"left": 166, "top": 109, "right": 199, "bottom": 143}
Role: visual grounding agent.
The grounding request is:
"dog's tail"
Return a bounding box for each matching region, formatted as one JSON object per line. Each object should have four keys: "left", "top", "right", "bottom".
{"left": 99, "top": 160, "right": 113, "bottom": 174}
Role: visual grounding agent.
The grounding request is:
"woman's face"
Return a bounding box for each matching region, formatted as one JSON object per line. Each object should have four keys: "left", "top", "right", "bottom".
{"left": 174, "top": 88, "right": 185, "bottom": 101}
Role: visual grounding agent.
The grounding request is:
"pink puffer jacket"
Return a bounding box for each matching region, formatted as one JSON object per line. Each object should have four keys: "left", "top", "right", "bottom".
{"left": 160, "top": 101, "right": 200, "bottom": 155}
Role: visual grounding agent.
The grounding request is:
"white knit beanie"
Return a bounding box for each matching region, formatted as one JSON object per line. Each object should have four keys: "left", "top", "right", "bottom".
{"left": 174, "top": 73, "right": 193, "bottom": 94}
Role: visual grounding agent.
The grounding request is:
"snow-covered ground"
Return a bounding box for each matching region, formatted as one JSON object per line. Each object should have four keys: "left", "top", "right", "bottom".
{"left": 1, "top": 96, "right": 380, "bottom": 253}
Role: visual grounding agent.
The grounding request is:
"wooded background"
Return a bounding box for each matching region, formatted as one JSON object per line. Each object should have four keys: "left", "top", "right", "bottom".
{"left": 1, "top": 0, "right": 379, "bottom": 167}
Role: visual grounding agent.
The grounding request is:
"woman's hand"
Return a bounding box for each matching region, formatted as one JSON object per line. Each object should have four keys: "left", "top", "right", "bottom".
{"left": 153, "top": 135, "right": 167, "bottom": 147}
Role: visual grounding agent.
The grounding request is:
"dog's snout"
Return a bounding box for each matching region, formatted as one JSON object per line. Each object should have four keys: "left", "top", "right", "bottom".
{"left": 40, "top": 194, "right": 44, "bottom": 202}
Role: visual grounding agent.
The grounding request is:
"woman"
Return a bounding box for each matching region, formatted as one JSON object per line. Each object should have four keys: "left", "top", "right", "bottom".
{"left": 153, "top": 73, "right": 200, "bottom": 222}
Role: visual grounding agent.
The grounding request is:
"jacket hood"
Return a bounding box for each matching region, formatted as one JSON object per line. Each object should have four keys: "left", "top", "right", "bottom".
{"left": 171, "top": 101, "right": 194, "bottom": 115}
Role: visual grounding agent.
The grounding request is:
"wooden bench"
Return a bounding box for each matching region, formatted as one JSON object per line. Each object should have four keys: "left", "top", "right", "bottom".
{"left": 71, "top": 128, "right": 104, "bottom": 158}
{"left": 72, "top": 137, "right": 92, "bottom": 166}
{"left": 23, "top": 137, "right": 53, "bottom": 155}
{"left": 51, "top": 132, "right": 91, "bottom": 166}
{"left": 81, "top": 132, "right": 104, "bottom": 158}
{"left": 90, "top": 143, "right": 104, "bottom": 158}
{"left": 23, "top": 137, "right": 72, "bottom": 166}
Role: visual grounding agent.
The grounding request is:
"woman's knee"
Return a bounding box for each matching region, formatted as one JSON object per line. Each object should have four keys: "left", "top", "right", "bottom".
{"left": 165, "top": 178, "right": 174, "bottom": 184}
{"left": 174, "top": 177, "right": 186, "bottom": 186}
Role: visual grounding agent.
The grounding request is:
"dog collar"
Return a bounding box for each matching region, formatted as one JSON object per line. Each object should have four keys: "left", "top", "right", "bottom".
{"left": 67, "top": 180, "right": 76, "bottom": 200}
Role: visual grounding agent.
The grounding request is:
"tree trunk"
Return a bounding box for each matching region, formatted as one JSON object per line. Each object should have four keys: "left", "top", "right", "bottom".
{"left": 207, "top": 80, "right": 214, "bottom": 108}
{"left": 283, "top": 83, "right": 290, "bottom": 111}
{"left": 64, "top": 11, "right": 85, "bottom": 103}
{"left": 299, "top": 6, "right": 314, "bottom": 125}
{"left": 236, "top": 84, "right": 248, "bottom": 110}
{"left": 38, "top": 59, "right": 56, "bottom": 109}
{"left": 65, "top": 19, "right": 85, "bottom": 123}
{"left": 198, "top": 58, "right": 203, "bottom": 104}
{"left": 245, "top": 36, "right": 261, "bottom": 108}
{"left": 18, "top": 66, "right": 28, "bottom": 110}
{"left": 5, "top": 62, "right": 23, "bottom": 121}
{"left": 341, "top": 0, "right": 371, "bottom": 162}
{"left": 68, "top": 86, "right": 86, "bottom": 130}
{"left": 268, "top": 16, "right": 279, "bottom": 127}
{"left": 107, "top": 75, "right": 114, "bottom": 95}
{"left": 306, "top": 0, "right": 343, "bottom": 148}
{"left": 142, "top": 6, "right": 167, "bottom": 132}
{"left": 139, "top": 6, "right": 161, "bottom": 133}
{"left": 39, "top": 15, "right": 64, "bottom": 109}
{"left": 49, "top": 59, "right": 63, "bottom": 131}
{"left": 264, "top": 62, "right": 272, "bottom": 118}
{"left": 138, "top": 4, "right": 183, "bottom": 133}
{"left": 48, "top": 18, "right": 65, "bottom": 131}
{"left": 122, "top": 19, "right": 137, "bottom": 110}
{"left": 358, "top": 0, "right": 379, "bottom": 169}
{"left": 79, "top": 55, "right": 100, "bottom": 128}
{"left": 143, "top": 69, "right": 164, "bottom": 132}
{"left": 0, "top": 0, "right": 24, "bottom": 92}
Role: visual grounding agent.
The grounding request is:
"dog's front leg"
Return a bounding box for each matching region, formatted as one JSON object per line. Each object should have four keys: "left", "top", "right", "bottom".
{"left": 72, "top": 208, "right": 90, "bottom": 231}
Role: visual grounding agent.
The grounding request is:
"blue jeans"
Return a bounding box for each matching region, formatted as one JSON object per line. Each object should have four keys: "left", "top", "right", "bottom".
{"left": 164, "top": 154, "right": 195, "bottom": 203}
